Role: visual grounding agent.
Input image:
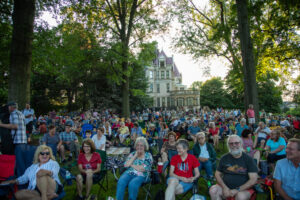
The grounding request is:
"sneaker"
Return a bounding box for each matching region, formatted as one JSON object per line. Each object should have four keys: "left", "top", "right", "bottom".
{"left": 68, "top": 156, "right": 73, "bottom": 162}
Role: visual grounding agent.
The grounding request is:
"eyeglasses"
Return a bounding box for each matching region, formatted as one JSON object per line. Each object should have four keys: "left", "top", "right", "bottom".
{"left": 83, "top": 146, "right": 91, "bottom": 148}
{"left": 229, "top": 142, "right": 240, "bottom": 146}
{"left": 198, "top": 137, "right": 205, "bottom": 140}
{"left": 40, "top": 152, "right": 50, "bottom": 156}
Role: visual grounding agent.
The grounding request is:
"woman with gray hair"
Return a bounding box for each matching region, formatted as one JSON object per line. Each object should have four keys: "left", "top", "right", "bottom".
{"left": 235, "top": 118, "right": 249, "bottom": 137}
{"left": 165, "top": 139, "right": 200, "bottom": 200}
{"left": 116, "top": 137, "right": 153, "bottom": 200}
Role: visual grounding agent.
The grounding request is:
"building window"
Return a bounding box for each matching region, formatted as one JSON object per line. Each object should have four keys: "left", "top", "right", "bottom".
{"left": 157, "top": 97, "right": 160, "bottom": 107}
{"left": 161, "top": 71, "right": 165, "bottom": 79}
{"left": 180, "top": 87, "right": 184, "bottom": 91}
{"left": 188, "top": 97, "right": 193, "bottom": 106}
{"left": 177, "top": 98, "right": 184, "bottom": 106}
{"left": 167, "top": 97, "right": 170, "bottom": 107}
{"left": 166, "top": 70, "right": 169, "bottom": 79}
{"left": 156, "top": 71, "right": 159, "bottom": 79}
{"left": 171, "top": 98, "right": 175, "bottom": 106}
{"left": 160, "top": 60, "right": 165, "bottom": 67}
{"left": 157, "top": 84, "right": 160, "bottom": 93}
{"left": 149, "top": 83, "right": 153, "bottom": 92}
{"left": 162, "top": 97, "right": 165, "bottom": 107}
{"left": 166, "top": 83, "right": 170, "bottom": 92}
{"left": 149, "top": 71, "right": 153, "bottom": 79}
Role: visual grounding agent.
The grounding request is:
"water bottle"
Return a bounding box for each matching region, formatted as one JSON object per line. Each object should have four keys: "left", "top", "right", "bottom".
{"left": 65, "top": 171, "right": 72, "bottom": 185}
{"left": 207, "top": 180, "right": 212, "bottom": 188}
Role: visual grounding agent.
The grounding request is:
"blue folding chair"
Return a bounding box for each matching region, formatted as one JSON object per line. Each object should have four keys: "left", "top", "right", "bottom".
{"left": 80, "top": 124, "right": 93, "bottom": 136}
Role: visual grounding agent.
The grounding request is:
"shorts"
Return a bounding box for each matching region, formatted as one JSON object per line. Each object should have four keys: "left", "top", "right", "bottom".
{"left": 82, "top": 173, "right": 102, "bottom": 183}
{"left": 267, "top": 154, "right": 286, "bottom": 163}
{"left": 248, "top": 118, "right": 255, "bottom": 124}
{"left": 167, "top": 177, "right": 193, "bottom": 193}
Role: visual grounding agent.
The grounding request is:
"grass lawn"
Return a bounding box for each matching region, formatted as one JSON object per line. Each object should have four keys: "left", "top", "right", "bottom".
{"left": 32, "top": 135, "right": 270, "bottom": 199}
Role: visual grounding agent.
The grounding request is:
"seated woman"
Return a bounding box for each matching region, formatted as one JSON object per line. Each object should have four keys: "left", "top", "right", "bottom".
{"left": 92, "top": 127, "right": 106, "bottom": 151}
{"left": 207, "top": 122, "right": 220, "bottom": 150}
{"left": 265, "top": 129, "right": 287, "bottom": 172}
{"left": 165, "top": 139, "right": 200, "bottom": 200}
{"left": 116, "top": 137, "right": 153, "bottom": 200}
{"left": 118, "top": 122, "right": 130, "bottom": 144}
{"left": 42, "top": 124, "right": 62, "bottom": 157}
{"left": 160, "top": 131, "right": 177, "bottom": 164}
{"left": 130, "top": 122, "right": 143, "bottom": 142}
{"left": 192, "top": 132, "right": 216, "bottom": 180}
{"left": 2, "top": 145, "right": 62, "bottom": 200}
{"left": 241, "top": 129, "right": 260, "bottom": 167}
{"left": 76, "top": 139, "right": 101, "bottom": 200}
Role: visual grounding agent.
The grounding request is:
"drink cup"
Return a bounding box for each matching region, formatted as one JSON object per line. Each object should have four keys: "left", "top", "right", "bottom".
{"left": 157, "top": 162, "right": 163, "bottom": 173}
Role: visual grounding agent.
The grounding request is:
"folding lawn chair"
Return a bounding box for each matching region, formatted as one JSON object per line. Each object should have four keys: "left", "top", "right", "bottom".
{"left": 80, "top": 124, "right": 93, "bottom": 136}
{"left": 0, "top": 155, "right": 16, "bottom": 199}
{"left": 96, "top": 150, "right": 108, "bottom": 197}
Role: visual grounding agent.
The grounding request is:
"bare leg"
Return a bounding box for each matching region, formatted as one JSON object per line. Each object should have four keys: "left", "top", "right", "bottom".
{"left": 59, "top": 145, "right": 65, "bottom": 160}
{"left": 36, "top": 176, "right": 56, "bottom": 200}
{"left": 76, "top": 174, "right": 83, "bottom": 197}
{"left": 260, "top": 140, "right": 265, "bottom": 149}
{"left": 85, "top": 173, "right": 93, "bottom": 197}
{"left": 161, "top": 152, "right": 168, "bottom": 163}
{"left": 15, "top": 189, "right": 41, "bottom": 200}
{"left": 209, "top": 185, "right": 223, "bottom": 200}
{"left": 165, "top": 178, "right": 180, "bottom": 200}
{"left": 235, "top": 191, "right": 251, "bottom": 200}
{"left": 253, "top": 151, "right": 260, "bottom": 168}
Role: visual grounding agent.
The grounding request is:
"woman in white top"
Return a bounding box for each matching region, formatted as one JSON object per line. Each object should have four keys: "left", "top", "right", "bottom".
{"left": 2, "top": 145, "right": 62, "bottom": 200}
{"left": 92, "top": 127, "right": 107, "bottom": 151}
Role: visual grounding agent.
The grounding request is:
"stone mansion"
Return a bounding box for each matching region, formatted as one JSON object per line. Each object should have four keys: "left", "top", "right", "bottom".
{"left": 145, "top": 49, "right": 200, "bottom": 109}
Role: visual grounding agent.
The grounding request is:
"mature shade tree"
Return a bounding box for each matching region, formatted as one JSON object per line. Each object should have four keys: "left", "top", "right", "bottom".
{"left": 235, "top": 0, "right": 259, "bottom": 119}
{"left": 61, "top": 0, "right": 169, "bottom": 117}
{"left": 200, "top": 77, "right": 233, "bottom": 109}
{"left": 8, "top": 0, "right": 35, "bottom": 109}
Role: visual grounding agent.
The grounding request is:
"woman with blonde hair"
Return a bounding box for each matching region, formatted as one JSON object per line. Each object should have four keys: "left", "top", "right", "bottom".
{"left": 1, "top": 145, "right": 62, "bottom": 200}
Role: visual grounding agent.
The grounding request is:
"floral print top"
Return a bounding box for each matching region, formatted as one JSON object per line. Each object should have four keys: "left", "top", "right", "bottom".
{"left": 125, "top": 151, "right": 153, "bottom": 178}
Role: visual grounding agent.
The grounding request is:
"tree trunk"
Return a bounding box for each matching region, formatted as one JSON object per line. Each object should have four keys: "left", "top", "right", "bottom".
{"left": 8, "top": 0, "right": 35, "bottom": 110}
{"left": 67, "top": 89, "right": 72, "bottom": 112}
{"left": 121, "top": 63, "right": 130, "bottom": 118}
{"left": 236, "top": 0, "right": 259, "bottom": 121}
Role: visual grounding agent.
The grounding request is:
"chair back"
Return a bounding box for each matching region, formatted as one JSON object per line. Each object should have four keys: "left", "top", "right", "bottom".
{"left": 96, "top": 150, "right": 107, "bottom": 171}
{"left": 0, "top": 155, "right": 16, "bottom": 181}
{"left": 80, "top": 124, "right": 93, "bottom": 136}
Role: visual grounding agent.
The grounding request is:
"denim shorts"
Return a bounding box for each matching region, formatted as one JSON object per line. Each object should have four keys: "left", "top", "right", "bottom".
{"left": 167, "top": 177, "right": 193, "bottom": 193}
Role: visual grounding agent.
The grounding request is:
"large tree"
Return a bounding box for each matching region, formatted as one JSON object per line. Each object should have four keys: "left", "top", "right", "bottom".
{"left": 8, "top": 0, "right": 35, "bottom": 109}
{"left": 61, "top": 0, "right": 168, "bottom": 117}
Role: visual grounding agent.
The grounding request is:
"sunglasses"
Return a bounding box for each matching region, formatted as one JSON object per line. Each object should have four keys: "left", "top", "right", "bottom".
{"left": 40, "top": 152, "right": 50, "bottom": 156}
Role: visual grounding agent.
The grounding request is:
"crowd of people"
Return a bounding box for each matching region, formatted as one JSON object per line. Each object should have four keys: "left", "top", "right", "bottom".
{"left": 0, "top": 102, "right": 299, "bottom": 200}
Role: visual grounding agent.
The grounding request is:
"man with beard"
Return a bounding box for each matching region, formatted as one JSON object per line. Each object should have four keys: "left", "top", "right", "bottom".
{"left": 209, "top": 135, "right": 258, "bottom": 200}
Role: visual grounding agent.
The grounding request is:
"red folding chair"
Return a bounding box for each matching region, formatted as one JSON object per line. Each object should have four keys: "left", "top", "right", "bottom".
{"left": 0, "top": 155, "right": 16, "bottom": 198}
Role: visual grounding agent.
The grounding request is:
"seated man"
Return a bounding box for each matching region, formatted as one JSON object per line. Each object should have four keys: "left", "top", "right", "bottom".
{"left": 209, "top": 135, "right": 258, "bottom": 200}
{"left": 59, "top": 123, "right": 80, "bottom": 163}
{"left": 187, "top": 120, "right": 201, "bottom": 142}
{"left": 274, "top": 138, "right": 300, "bottom": 200}
{"left": 255, "top": 121, "right": 271, "bottom": 149}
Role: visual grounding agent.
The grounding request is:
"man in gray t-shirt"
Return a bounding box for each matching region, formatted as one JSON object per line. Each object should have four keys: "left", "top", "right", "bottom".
{"left": 209, "top": 135, "right": 258, "bottom": 200}
{"left": 42, "top": 125, "right": 61, "bottom": 156}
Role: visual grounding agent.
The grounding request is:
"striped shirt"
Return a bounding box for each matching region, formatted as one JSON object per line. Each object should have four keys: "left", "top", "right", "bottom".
{"left": 17, "top": 159, "right": 61, "bottom": 190}
{"left": 10, "top": 110, "right": 27, "bottom": 144}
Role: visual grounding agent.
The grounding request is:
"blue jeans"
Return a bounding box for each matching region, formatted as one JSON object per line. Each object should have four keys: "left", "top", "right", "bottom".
{"left": 116, "top": 172, "right": 146, "bottom": 200}
{"left": 15, "top": 144, "right": 27, "bottom": 177}
{"left": 198, "top": 160, "right": 213, "bottom": 177}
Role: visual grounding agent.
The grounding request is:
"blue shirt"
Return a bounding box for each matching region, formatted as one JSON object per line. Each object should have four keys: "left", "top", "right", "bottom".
{"left": 188, "top": 126, "right": 201, "bottom": 135}
{"left": 23, "top": 108, "right": 34, "bottom": 125}
{"left": 266, "top": 137, "right": 286, "bottom": 156}
{"left": 235, "top": 124, "right": 249, "bottom": 137}
{"left": 274, "top": 158, "right": 300, "bottom": 199}
{"left": 131, "top": 127, "right": 143, "bottom": 137}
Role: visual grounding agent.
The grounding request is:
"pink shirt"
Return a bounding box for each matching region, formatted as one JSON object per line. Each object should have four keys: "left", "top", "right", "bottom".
{"left": 247, "top": 109, "right": 255, "bottom": 118}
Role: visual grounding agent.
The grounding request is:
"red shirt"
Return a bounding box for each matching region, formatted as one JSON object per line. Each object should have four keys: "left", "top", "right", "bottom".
{"left": 125, "top": 122, "right": 134, "bottom": 130}
{"left": 78, "top": 152, "right": 101, "bottom": 171}
{"left": 247, "top": 109, "right": 255, "bottom": 118}
{"left": 209, "top": 127, "right": 219, "bottom": 136}
{"left": 170, "top": 154, "right": 200, "bottom": 178}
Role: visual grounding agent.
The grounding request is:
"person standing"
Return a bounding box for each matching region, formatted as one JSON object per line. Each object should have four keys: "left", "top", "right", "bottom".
{"left": 0, "top": 102, "right": 27, "bottom": 177}
{"left": 246, "top": 104, "right": 255, "bottom": 128}
{"left": 23, "top": 103, "right": 35, "bottom": 137}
